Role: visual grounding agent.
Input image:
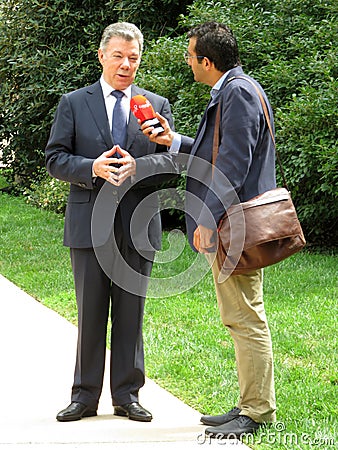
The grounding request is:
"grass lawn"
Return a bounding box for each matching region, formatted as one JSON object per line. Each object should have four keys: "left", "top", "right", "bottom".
{"left": 0, "top": 190, "right": 337, "bottom": 449}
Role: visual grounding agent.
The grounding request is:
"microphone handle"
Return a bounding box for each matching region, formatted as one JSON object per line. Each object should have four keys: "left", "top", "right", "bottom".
{"left": 142, "top": 117, "right": 164, "bottom": 134}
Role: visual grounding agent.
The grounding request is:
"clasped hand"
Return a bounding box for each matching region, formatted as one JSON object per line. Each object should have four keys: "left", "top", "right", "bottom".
{"left": 93, "top": 146, "right": 136, "bottom": 186}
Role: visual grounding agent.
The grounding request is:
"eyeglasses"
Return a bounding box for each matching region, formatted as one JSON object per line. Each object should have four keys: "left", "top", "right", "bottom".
{"left": 183, "top": 52, "right": 205, "bottom": 63}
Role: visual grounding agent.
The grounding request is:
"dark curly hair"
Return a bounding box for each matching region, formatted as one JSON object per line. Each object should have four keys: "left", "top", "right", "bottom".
{"left": 187, "top": 22, "right": 241, "bottom": 72}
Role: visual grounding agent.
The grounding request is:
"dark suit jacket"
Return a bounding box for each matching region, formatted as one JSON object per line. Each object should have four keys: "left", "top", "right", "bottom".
{"left": 45, "top": 81, "right": 177, "bottom": 250}
{"left": 178, "top": 66, "right": 276, "bottom": 250}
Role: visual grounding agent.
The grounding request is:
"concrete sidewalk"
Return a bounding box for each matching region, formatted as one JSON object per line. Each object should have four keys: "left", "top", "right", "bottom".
{"left": 0, "top": 274, "right": 249, "bottom": 449}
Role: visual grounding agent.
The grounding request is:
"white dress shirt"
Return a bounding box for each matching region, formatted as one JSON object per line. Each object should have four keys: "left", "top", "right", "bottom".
{"left": 100, "top": 75, "right": 131, "bottom": 130}
{"left": 92, "top": 77, "right": 132, "bottom": 177}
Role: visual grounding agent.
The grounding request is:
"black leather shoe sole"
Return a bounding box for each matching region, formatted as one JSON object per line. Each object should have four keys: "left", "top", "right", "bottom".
{"left": 57, "top": 409, "right": 97, "bottom": 422}
{"left": 114, "top": 403, "right": 152, "bottom": 422}
{"left": 56, "top": 403, "right": 97, "bottom": 422}
{"left": 114, "top": 406, "right": 128, "bottom": 418}
{"left": 205, "top": 415, "right": 261, "bottom": 438}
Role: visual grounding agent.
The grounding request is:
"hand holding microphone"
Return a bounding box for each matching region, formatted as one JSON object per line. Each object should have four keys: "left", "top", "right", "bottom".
{"left": 130, "top": 95, "right": 174, "bottom": 146}
{"left": 130, "top": 95, "right": 164, "bottom": 134}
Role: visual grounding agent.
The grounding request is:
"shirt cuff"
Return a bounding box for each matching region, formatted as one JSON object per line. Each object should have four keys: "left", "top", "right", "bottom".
{"left": 168, "top": 132, "right": 181, "bottom": 154}
{"left": 92, "top": 163, "right": 97, "bottom": 179}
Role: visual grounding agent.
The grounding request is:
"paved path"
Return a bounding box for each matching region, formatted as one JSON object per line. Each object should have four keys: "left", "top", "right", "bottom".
{"left": 0, "top": 274, "right": 249, "bottom": 449}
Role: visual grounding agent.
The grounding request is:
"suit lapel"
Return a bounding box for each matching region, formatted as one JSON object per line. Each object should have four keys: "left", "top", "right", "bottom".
{"left": 85, "top": 81, "right": 113, "bottom": 149}
{"left": 126, "top": 86, "right": 140, "bottom": 150}
{"left": 126, "top": 85, "right": 146, "bottom": 151}
{"left": 191, "top": 99, "right": 217, "bottom": 156}
{"left": 186, "top": 90, "right": 224, "bottom": 173}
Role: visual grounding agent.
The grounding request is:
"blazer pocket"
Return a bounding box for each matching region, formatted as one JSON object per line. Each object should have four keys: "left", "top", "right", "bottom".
{"left": 68, "top": 189, "right": 91, "bottom": 203}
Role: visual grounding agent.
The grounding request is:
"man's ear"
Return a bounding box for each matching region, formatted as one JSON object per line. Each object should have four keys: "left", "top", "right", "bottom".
{"left": 202, "top": 57, "right": 213, "bottom": 71}
{"left": 98, "top": 49, "right": 105, "bottom": 66}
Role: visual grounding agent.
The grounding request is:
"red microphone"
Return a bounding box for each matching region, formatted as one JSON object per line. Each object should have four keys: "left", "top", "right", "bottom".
{"left": 130, "top": 95, "right": 164, "bottom": 134}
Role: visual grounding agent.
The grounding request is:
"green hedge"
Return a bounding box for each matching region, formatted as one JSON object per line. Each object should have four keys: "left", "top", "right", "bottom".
{"left": 0, "top": 0, "right": 190, "bottom": 187}
{"left": 1, "top": 0, "right": 337, "bottom": 246}
{"left": 139, "top": 0, "right": 338, "bottom": 246}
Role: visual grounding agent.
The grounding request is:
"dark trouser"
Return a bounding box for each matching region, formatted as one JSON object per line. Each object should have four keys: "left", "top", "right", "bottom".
{"left": 69, "top": 222, "right": 154, "bottom": 409}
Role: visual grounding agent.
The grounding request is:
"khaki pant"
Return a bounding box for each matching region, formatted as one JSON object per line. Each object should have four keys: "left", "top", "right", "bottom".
{"left": 207, "top": 254, "right": 276, "bottom": 423}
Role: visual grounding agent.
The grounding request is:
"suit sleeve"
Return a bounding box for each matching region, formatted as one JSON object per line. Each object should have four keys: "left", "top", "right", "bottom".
{"left": 199, "top": 84, "right": 262, "bottom": 228}
{"left": 45, "top": 94, "right": 94, "bottom": 190}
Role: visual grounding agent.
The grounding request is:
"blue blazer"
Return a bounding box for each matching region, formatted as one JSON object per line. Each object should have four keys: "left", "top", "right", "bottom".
{"left": 45, "top": 81, "right": 177, "bottom": 250}
{"left": 179, "top": 66, "right": 276, "bottom": 251}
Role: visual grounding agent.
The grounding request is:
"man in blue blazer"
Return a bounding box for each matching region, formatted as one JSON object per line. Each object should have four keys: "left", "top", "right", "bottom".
{"left": 141, "top": 22, "right": 277, "bottom": 438}
{"left": 45, "top": 22, "right": 177, "bottom": 423}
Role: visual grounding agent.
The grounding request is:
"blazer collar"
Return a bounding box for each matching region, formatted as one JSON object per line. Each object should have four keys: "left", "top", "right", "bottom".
{"left": 85, "top": 82, "right": 145, "bottom": 151}
{"left": 126, "top": 85, "right": 144, "bottom": 150}
{"left": 209, "top": 66, "right": 244, "bottom": 106}
{"left": 85, "top": 81, "right": 113, "bottom": 149}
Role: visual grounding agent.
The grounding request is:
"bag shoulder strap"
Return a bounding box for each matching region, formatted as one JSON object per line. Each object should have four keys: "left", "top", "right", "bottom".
{"left": 212, "top": 75, "right": 288, "bottom": 190}
{"left": 212, "top": 102, "right": 221, "bottom": 173}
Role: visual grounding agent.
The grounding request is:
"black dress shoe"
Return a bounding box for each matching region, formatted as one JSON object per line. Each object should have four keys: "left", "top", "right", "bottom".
{"left": 114, "top": 402, "right": 152, "bottom": 422}
{"left": 56, "top": 402, "right": 97, "bottom": 422}
{"left": 200, "top": 407, "right": 241, "bottom": 426}
{"left": 205, "top": 415, "right": 261, "bottom": 438}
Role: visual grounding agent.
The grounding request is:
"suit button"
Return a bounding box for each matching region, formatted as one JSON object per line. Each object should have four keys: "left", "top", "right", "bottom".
{"left": 112, "top": 190, "right": 118, "bottom": 204}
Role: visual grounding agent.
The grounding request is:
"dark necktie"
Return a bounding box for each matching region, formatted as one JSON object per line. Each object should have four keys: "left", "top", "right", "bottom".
{"left": 111, "top": 90, "right": 127, "bottom": 148}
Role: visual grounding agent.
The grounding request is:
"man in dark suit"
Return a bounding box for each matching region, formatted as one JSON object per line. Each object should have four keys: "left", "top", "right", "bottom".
{"left": 141, "top": 22, "right": 277, "bottom": 437}
{"left": 45, "top": 22, "right": 177, "bottom": 423}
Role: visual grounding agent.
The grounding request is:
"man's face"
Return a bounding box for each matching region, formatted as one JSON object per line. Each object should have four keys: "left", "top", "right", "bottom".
{"left": 98, "top": 36, "right": 141, "bottom": 90}
{"left": 186, "top": 37, "right": 205, "bottom": 84}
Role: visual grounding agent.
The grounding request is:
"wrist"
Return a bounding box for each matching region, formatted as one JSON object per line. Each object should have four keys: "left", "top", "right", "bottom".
{"left": 92, "top": 162, "right": 97, "bottom": 177}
